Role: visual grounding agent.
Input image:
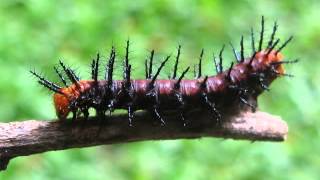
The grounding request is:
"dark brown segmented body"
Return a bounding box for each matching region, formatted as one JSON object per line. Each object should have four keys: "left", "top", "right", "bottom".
{"left": 30, "top": 17, "right": 297, "bottom": 125}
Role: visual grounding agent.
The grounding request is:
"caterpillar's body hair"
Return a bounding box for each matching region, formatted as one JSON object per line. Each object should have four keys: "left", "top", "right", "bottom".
{"left": 31, "top": 17, "right": 295, "bottom": 125}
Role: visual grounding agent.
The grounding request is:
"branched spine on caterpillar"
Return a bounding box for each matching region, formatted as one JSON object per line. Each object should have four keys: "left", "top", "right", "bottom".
{"left": 31, "top": 16, "right": 298, "bottom": 126}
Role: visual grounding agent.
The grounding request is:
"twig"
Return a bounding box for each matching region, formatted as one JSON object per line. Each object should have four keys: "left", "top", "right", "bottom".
{"left": 0, "top": 110, "right": 288, "bottom": 171}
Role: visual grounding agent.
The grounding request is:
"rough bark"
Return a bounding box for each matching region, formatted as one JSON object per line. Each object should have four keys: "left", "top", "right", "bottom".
{"left": 0, "top": 110, "right": 288, "bottom": 171}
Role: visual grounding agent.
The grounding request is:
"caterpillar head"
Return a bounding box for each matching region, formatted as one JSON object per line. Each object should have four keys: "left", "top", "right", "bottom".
{"left": 53, "top": 81, "right": 93, "bottom": 120}
{"left": 53, "top": 92, "right": 71, "bottom": 120}
{"left": 53, "top": 85, "right": 81, "bottom": 120}
{"left": 254, "top": 49, "right": 285, "bottom": 74}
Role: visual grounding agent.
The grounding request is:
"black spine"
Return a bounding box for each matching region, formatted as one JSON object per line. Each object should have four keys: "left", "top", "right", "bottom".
{"left": 123, "top": 40, "right": 131, "bottom": 89}
{"left": 258, "top": 16, "right": 265, "bottom": 51}
{"left": 197, "top": 49, "right": 204, "bottom": 78}
{"left": 267, "top": 21, "right": 278, "bottom": 48}
{"left": 148, "top": 50, "right": 155, "bottom": 79}
{"left": 54, "top": 66, "right": 67, "bottom": 86}
{"left": 276, "top": 36, "right": 293, "bottom": 54}
{"left": 59, "top": 60, "right": 80, "bottom": 86}
{"left": 229, "top": 42, "right": 240, "bottom": 62}
{"left": 30, "top": 70, "right": 62, "bottom": 94}
{"left": 172, "top": 45, "right": 181, "bottom": 79}
{"left": 149, "top": 55, "right": 170, "bottom": 89}
{"left": 218, "top": 45, "right": 225, "bottom": 73}
{"left": 240, "top": 35, "right": 245, "bottom": 62}
{"left": 266, "top": 38, "right": 280, "bottom": 55}
{"left": 106, "top": 46, "right": 115, "bottom": 89}
{"left": 175, "top": 66, "right": 190, "bottom": 89}
{"left": 226, "top": 62, "right": 234, "bottom": 81}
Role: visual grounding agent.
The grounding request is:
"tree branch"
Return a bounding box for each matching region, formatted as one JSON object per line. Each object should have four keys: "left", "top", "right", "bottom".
{"left": 0, "top": 110, "right": 288, "bottom": 171}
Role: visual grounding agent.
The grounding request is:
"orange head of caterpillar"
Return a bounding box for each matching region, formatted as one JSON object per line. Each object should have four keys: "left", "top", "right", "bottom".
{"left": 53, "top": 90, "right": 72, "bottom": 120}
{"left": 254, "top": 49, "right": 285, "bottom": 74}
{"left": 251, "top": 36, "right": 294, "bottom": 75}
{"left": 53, "top": 86, "right": 78, "bottom": 120}
{"left": 53, "top": 80, "right": 93, "bottom": 120}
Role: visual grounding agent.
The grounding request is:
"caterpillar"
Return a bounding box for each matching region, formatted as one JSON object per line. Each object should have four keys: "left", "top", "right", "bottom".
{"left": 30, "top": 17, "right": 297, "bottom": 126}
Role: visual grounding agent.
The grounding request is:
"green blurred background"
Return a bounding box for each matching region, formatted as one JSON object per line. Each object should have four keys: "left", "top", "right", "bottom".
{"left": 0, "top": 0, "right": 319, "bottom": 179}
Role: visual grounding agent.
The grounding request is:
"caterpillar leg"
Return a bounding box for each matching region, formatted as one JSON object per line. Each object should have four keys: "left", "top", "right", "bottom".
{"left": 127, "top": 105, "right": 134, "bottom": 126}
{"left": 153, "top": 106, "right": 165, "bottom": 126}
{"left": 239, "top": 96, "right": 256, "bottom": 112}
{"left": 202, "top": 93, "right": 221, "bottom": 123}
{"left": 175, "top": 92, "right": 187, "bottom": 126}
{"left": 82, "top": 108, "right": 89, "bottom": 120}
{"left": 108, "top": 99, "right": 116, "bottom": 114}
{"left": 147, "top": 88, "right": 166, "bottom": 126}
{"left": 71, "top": 110, "right": 77, "bottom": 122}
{"left": 235, "top": 87, "right": 257, "bottom": 112}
